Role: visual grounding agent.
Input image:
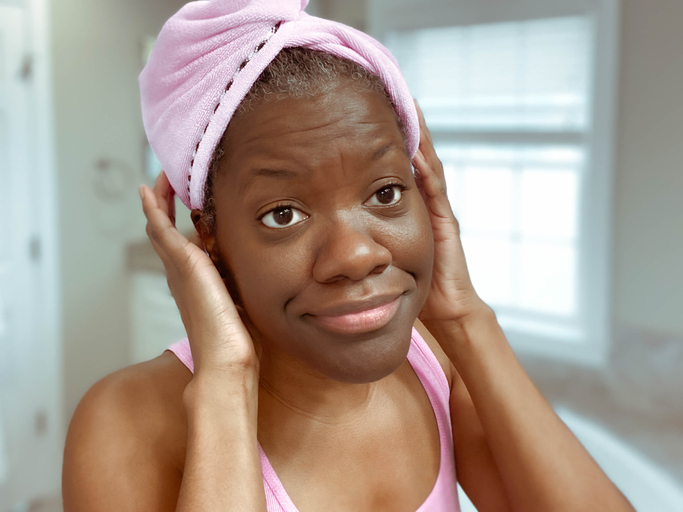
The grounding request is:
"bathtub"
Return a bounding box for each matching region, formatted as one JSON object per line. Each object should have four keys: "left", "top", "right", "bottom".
{"left": 457, "top": 407, "right": 683, "bottom": 512}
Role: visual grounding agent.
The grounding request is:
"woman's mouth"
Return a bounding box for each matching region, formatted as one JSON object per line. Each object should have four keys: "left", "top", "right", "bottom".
{"left": 308, "top": 295, "right": 402, "bottom": 334}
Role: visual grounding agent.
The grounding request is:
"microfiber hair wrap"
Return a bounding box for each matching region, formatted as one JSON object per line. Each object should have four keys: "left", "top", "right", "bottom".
{"left": 139, "top": 0, "right": 419, "bottom": 210}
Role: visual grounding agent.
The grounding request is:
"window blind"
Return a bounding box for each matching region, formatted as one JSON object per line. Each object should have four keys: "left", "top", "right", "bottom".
{"left": 387, "top": 16, "right": 592, "bottom": 130}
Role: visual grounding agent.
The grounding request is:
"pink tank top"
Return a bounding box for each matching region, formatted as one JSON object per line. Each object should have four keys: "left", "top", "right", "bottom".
{"left": 166, "top": 327, "right": 461, "bottom": 511}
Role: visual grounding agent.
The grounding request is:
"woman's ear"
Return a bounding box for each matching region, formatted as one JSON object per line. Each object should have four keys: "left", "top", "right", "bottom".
{"left": 191, "top": 209, "right": 220, "bottom": 265}
{"left": 190, "top": 208, "right": 252, "bottom": 336}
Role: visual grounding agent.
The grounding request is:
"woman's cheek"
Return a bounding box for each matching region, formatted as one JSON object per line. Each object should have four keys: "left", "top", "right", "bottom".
{"left": 232, "top": 243, "right": 308, "bottom": 332}
{"left": 391, "top": 197, "right": 434, "bottom": 281}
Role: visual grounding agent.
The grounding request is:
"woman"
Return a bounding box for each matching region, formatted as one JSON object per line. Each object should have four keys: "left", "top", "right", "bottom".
{"left": 62, "top": 1, "right": 634, "bottom": 511}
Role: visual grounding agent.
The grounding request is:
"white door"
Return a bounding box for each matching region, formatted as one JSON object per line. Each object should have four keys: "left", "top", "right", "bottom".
{"left": 0, "top": 3, "right": 62, "bottom": 508}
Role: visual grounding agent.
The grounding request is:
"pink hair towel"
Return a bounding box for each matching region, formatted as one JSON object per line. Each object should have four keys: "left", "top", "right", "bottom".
{"left": 139, "top": 0, "right": 419, "bottom": 210}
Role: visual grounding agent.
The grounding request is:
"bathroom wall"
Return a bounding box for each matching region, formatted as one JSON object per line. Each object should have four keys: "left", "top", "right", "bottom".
{"left": 51, "top": 0, "right": 186, "bottom": 422}
{"left": 610, "top": 0, "right": 683, "bottom": 337}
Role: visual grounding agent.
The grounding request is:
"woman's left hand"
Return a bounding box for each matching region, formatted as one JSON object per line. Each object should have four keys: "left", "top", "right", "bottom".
{"left": 411, "top": 100, "right": 491, "bottom": 325}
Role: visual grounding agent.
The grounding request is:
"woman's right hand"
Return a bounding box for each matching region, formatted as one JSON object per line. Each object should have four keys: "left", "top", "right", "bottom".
{"left": 141, "top": 172, "right": 267, "bottom": 511}
{"left": 139, "top": 171, "right": 259, "bottom": 381}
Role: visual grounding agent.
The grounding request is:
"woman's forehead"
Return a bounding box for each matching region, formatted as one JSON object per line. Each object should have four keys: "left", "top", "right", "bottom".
{"left": 234, "top": 139, "right": 407, "bottom": 196}
{"left": 223, "top": 83, "right": 405, "bottom": 161}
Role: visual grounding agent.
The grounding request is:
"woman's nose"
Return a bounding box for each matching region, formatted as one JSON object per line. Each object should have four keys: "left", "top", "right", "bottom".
{"left": 312, "top": 213, "right": 392, "bottom": 283}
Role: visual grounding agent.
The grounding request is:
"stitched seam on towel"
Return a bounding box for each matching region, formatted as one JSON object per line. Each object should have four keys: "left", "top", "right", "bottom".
{"left": 187, "top": 21, "right": 284, "bottom": 196}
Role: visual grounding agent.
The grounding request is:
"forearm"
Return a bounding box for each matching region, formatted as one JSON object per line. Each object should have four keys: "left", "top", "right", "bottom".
{"left": 177, "top": 373, "right": 266, "bottom": 512}
{"left": 424, "top": 309, "right": 634, "bottom": 512}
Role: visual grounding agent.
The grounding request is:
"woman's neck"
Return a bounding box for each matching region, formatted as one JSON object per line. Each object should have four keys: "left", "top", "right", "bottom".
{"left": 257, "top": 347, "right": 386, "bottom": 425}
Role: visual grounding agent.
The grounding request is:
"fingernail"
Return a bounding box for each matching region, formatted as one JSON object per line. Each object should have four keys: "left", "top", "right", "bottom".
{"left": 138, "top": 185, "right": 145, "bottom": 200}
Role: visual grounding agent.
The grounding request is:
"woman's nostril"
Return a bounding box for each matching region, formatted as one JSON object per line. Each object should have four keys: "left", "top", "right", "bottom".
{"left": 312, "top": 230, "right": 392, "bottom": 283}
{"left": 372, "top": 261, "right": 390, "bottom": 275}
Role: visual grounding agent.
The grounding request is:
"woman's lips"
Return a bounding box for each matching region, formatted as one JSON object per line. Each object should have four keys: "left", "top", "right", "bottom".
{"left": 309, "top": 296, "right": 402, "bottom": 334}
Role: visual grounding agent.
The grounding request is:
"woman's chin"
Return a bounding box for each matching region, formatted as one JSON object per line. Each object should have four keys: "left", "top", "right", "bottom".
{"left": 328, "top": 358, "right": 407, "bottom": 384}
{"left": 313, "top": 326, "right": 414, "bottom": 384}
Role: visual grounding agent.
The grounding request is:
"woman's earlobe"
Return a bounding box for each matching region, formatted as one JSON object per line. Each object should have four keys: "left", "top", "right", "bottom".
{"left": 204, "top": 237, "right": 222, "bottom": 266}
{"left": 200, "top": 228, "right": 221, "bottom": 266}
{"left": 190, "top": 209, "right": 217, "bottom": 259}
{"left": 190, "top": 209, "right": 203, "bottom": 229}
{"left": 189, "top": 209, "right": 236, "bottom": 298}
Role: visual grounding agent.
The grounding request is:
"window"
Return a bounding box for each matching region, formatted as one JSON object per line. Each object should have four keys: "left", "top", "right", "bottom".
{"left": 372, "top": 0, "right": 620, "bottom": 365}
{"left": 387, "top": 17, "right": 592, "bottom": 131}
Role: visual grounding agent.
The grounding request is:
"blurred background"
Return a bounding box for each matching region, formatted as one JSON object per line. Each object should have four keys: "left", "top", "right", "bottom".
{"left": 1, "top": 0, "right": 682, "bottom": 510}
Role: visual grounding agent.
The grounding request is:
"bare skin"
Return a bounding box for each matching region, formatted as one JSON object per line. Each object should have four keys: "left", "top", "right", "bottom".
{"left": 62, "top": 320, "right": 453, "bottom": 511}
{"left": 63, "top": 81, "right": 635, "bottom": 512}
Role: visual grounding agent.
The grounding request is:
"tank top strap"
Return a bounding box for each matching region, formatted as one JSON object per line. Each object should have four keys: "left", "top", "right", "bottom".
{"left": 407, "top": 327, "right": 461, "bottom": 511}
{"left": 407, "top": 327, "right": 451, "bottom": 400}
{"left": 167, "top": 338, "right": 194, "bottom": 373}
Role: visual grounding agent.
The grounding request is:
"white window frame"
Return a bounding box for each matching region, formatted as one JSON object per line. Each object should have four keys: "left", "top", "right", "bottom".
{"left": 369, "top": 0, "right": 621, "bottom": 366}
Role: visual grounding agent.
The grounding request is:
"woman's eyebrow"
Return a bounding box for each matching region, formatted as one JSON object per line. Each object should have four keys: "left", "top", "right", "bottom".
{"left": 371, "top": 142, "right": 396, "bottom": 161}
{"left": 239, "top": 142, "right": 402, "bottom": 194}
{"left": 240, "top": 167, "right": 300, "bottom": 194}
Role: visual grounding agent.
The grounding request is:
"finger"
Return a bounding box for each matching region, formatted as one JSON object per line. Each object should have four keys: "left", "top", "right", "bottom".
{"left": 412, "top": 149, "right": 441, "bottom": 198}
{"left": 412, "top": 148, "right": 453, "bottom": 221}
{"left": 140, "top": 184, "right": 193, "bottom": 265}
{"left": 168, "top": 188, "right": 176, "bottom": 227}
{"left": 411, "top": 102, "right": 447, "bottom": 200}
{"left": 413, "top": 100, "right": 445, "bottom": 181}
{"left": 153, "top": 171, "right": 175, "bottom": 224}
{"left": 411, "top": 160, "right": 428, "bottom": 203}
{"left": 413, "top": 99, "right": 433, "bottom": 145}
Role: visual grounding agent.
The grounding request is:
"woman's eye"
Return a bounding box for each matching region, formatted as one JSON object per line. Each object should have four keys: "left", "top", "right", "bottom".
{"left": 260, "top": 206, "right": 308, "bottom": 229}
{"left": 368, "top": 185, "right": 403, "bottom": 206}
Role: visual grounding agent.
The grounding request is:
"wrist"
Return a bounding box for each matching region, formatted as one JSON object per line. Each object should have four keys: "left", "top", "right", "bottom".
{"left": 421, "top": 304, "right": 505, "bottom": 368}
{"left": 183, "top": 370, "right": 259, "bottom": 420}
{"left": 421, "top": 301, "right": 496, "bottom": 339}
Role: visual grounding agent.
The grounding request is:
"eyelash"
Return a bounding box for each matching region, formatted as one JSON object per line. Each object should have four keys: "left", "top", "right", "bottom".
{"left": 258, "top": 181, "right": 407, "bottom": 230}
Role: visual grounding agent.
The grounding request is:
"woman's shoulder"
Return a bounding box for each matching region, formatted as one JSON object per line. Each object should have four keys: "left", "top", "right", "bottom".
{"left": 65, "top": 350, "right": 192, "bottom": 461}
{"left": 63, "top": 351, "right": 191, "bottom": 510}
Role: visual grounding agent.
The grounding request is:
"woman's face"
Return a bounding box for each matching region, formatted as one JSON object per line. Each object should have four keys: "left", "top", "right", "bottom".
{"left": 205, "top": 81, "right": 434, "bottom": 383}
